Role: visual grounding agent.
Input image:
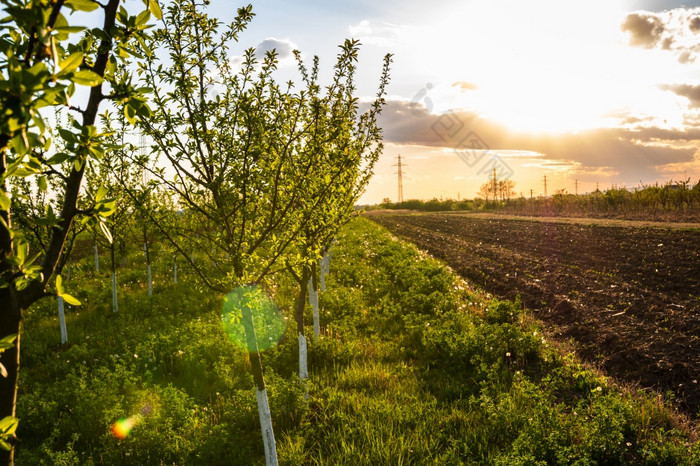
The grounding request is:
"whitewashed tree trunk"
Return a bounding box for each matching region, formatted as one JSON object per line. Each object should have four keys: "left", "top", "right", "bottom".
{"left": 173, "top": 257, "right": 177, "bottom": 284}
{"left": 255, "top": 387, "right": 278, "bottom": 466}
{"left": 308, "top": 274, "right": 319, "bottom": 338}
{"left": 240, "top": 304, "right": 278, "bottom": 465}
{"left": 94, "top": 244, "right": 99, "bottom": 273}
{"left": 57, "top": 296, "right": 67, "bottom": 344}
{"left": 298, "top": 332, "right": 308, "bottom": 380}
{"left": 111, "top": 272, "right": 118, "bottom": 313}
{"left": 147, "top": 264, "right": 152, "bottom": 297}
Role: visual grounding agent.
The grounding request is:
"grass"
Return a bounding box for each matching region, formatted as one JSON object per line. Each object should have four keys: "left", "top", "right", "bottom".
{"left": 15, "top": 217, "right": 700, "bottom": 464}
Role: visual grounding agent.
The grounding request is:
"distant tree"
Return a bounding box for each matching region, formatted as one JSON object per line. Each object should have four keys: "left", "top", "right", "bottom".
{"left": 498, "top": 179, "right": 516, "bottom": 202}
{"left": 478, "top": 181, "right": 494, "bottom": 202}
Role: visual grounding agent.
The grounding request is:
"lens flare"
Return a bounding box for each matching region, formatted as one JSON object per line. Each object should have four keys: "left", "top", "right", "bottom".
{"left": 111, "top": 416, "right": 138, "bottom": 439}
{"left": 221, "top": 285, "right": 286, "bottom": 352}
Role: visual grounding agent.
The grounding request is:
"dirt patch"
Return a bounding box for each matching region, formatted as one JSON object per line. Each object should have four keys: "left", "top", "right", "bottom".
{"left": 370, "top": 212, "right": 700, "bottom": 418}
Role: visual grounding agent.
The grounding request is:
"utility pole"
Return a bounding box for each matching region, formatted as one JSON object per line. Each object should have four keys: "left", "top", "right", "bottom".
{"left": 492, "top": 167, "right": 498, "bottom": 201}
{"left": 575, "top": 179, "right": 579, "bottom": 195}
{"left": 596, "top": 182, "right": 599, "bottom": 192}
{"left": 543, "top": 175, "right": 548, "bottom": 197}
{"left": 530, "top": 189, "right": 533, "bottom": 199}
{"left": 393, "top": 154, "right": 405, "bottom": 203}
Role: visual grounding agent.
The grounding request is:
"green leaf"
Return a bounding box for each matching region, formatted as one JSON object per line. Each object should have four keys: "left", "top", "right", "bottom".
{"left": 147, "top": 0, "right": 162, "bottom": 20}
{"left": 65, "top": 0, "right": 99, "bottom": 12}
{"left": 59, "top": 52, "right": 84, "bottom": 74}
{"left": 135, "top": 9, "right": 151, "bottom": 27}
{"left": 47, "top": 152, "right": 70, "bottom": 165}
{"left": 61, "top": 294, "right": 81, "bottom": 306}
{"left": 56, "top": 275, "right": 64, "bottom": 295}
{"left": 0, "top": 334, "right": 16, "bottom": 351}
{"left": 0, "top": 416, "right": 19, "bottom": 436}
{"left": 71, "top": 70, "right": 103, "bottom": 87}
{"left": 95, "top": 185, "right": 108, "bottom": 202}
{"left": 37, "top": 176, "right": 47, "bottom": 192}
{"left": 0, "top": 192, "right": 9, "bottom": 211}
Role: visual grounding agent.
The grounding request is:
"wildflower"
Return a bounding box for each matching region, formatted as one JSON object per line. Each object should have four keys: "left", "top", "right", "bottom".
{"left": 505, "top": 352, "right": 511, "bottom": 357}
{"left": 134, "top": 353, "right": 138, "bottom": 359}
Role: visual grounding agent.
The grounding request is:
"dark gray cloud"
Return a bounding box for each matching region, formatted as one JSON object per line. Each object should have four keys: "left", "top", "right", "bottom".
{"left": 255, "top": 38, "right": 295, "bottom": 60}
{"left": 659, "top": 83, "right": 700, "bottom": 107}
{"left": 377, "top": 100, "right": 697, "bottom": 182}
{"left": 621, "top": 13, "right": 665, "bottom": 48}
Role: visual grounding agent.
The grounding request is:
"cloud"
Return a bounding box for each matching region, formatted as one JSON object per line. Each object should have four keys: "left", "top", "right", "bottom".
{"left": 659, "top": 83, "right": 700, "bottom": 107}
{"left": 621, "top": 8, "right": 700, "bottom": 63}
{"left": 452, "top": 81, "right": 478, "bottom": 91}
{"left": 690, "top": 16, "right": 700, "bottom": 33}
{"left": 621, "top": 13, "right": 665, "bottom": 48}
{"left": 255, "top": 37, "right": 296, "bottom": 61}
{"left": 348, "top": 20, "right": 411, "bottom": 47}
{"left": 376, "top": 100, "right": 698, "bottom": 183}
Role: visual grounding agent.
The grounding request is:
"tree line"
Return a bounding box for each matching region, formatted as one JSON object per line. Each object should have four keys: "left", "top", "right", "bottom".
{"left": 375, "top": 178, "right": 700, "bottom": 222}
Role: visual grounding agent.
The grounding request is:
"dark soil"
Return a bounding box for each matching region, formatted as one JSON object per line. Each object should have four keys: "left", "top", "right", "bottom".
{"left": 369, "top": 211, "right": 700, "bottom": 418}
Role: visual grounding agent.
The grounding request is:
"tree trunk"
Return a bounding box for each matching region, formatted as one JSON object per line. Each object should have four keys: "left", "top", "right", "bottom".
{"left": 94, "top": 243, "right": 99, "bottom": 273}
{"left": 111, "top": 242, "right": 118, "bottom": 312}
{"left": 0, "top": 286, "right": 21, "bottom": 466}
{"left": 319, "top": 255, "right": 326, "bottom": 293}
{"left": 295, "top": 270, "right": 310, "bottom": 381}
{"left": 240, "top": 305, "right": 278, "bottom": 465}
{"left": 143, "top": 228, "right": 151, "bottom": 297}
{"left": 309, "top": 263, "right": 320, "bottom": 338}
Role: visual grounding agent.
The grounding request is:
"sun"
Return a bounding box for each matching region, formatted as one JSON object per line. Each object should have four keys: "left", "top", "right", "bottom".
{"left": 427, "top": 0, "right": 642, "bottom": 134}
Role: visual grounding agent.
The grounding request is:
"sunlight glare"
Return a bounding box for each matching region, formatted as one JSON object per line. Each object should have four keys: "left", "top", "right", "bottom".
{"left": 221, "top": 285, "right": 286, "bottom": 352}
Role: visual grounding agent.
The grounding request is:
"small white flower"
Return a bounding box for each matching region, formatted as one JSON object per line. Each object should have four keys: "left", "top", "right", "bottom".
{"left": 505, "top": 352, "right": 511, "bottom": 357}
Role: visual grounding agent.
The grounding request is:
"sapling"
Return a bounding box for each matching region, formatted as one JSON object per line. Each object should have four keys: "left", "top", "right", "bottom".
{"left": 126, "top": 2, "right": 391, "bottom": 462}
{"left": 0, "top": 2, "right": 157, "bottom": 461}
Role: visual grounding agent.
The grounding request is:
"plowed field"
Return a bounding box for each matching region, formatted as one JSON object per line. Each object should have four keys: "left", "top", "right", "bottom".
{"left": 369, "top": 211, "right": 700, "bottom": 417}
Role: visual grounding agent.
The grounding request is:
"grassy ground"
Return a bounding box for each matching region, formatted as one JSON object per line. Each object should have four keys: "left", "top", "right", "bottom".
{"left": 16, "top": 218, "right": 699, "bottom": 464}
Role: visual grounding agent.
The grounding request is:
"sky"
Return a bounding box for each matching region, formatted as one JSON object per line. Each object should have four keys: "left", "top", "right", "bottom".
{"left": 191, "top": 2, "right": 699, "bottom": 202}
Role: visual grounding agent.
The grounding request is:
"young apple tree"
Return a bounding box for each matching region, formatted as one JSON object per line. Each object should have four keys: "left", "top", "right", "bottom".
{"left": 286, "top": 48, "right": 391, "bottom": 381}
{"left": 127, "top": 2, "right": 390, "bottom": 463}
{"left": 0, "top": 0, "right": 158, "bottom": 461}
